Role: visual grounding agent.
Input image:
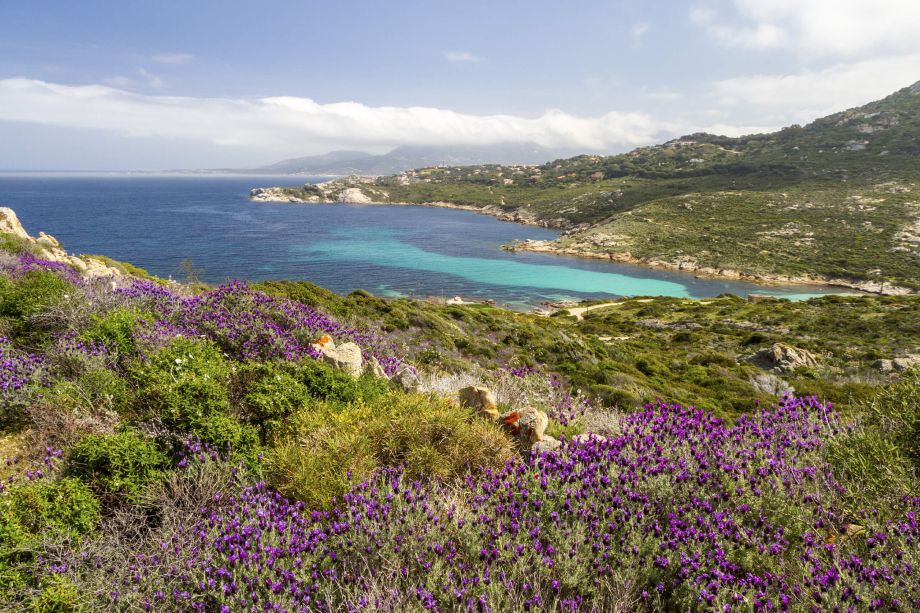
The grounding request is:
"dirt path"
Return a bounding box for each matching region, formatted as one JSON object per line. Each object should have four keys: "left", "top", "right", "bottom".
{"left": 566, "top": 298, "right": 654, "bottom": 320}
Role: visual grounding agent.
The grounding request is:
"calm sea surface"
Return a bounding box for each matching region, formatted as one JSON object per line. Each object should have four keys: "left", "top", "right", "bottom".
{"left": 0, "top": 174, "right": 844, "bottom": 309}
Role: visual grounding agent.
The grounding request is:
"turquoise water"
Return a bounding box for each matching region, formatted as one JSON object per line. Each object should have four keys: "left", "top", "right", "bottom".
{"left": 2, "top": 174, "right": 849, "bottom": 309}
{"left": 298, "top": 230, "right": 692, "bottom": 298}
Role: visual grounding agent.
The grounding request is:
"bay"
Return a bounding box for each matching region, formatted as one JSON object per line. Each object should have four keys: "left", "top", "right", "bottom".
{"left": 0, "top": 174, "right": 844, "bottom": 309}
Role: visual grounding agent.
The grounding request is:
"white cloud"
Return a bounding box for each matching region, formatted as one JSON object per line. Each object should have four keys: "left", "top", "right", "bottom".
{"left": 0, "top": 78, "right": 679, "bottom": 156}
{"left": 151, "top": 52, "right": 194, "bottom": 65}
{"left": 692, "top": 0, "right": 920, "bottom": 57}
{"left": 631, "top": 22, "right": 650, "bottom": 45}
{"left": 444, "top": 51, "right": 483, "bottom": 63}
{"left": 713, "top": 54, "right": 920, "bottom": 123}
{"left": 104, "top": 67, "right": 165, "bottom": 89}
{"left": 640, "top": 88, "right": 683, "bottom": 102}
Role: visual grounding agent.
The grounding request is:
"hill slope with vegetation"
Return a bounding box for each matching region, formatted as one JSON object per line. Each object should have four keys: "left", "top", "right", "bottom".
{"left": 261, "top": 81, "right": 920, "bottom": 294}
{"left": 0, "top": 211, "right": 917, "bottom": 610}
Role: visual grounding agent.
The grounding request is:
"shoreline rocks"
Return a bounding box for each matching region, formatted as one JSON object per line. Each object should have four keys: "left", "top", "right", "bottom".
{"left": 0, "top": 207, "right": 122, "bottom": 279}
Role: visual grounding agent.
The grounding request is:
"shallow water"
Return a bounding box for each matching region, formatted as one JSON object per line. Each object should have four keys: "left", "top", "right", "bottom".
{"left": 1, "top": 174, "right": 845, "bottom": 309}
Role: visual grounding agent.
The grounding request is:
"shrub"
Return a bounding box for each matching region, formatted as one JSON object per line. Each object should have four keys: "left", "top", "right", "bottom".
{"left": 0, "top": 478, "right": 99, "bottom": 548}
{"left": 41, "top": 368, "right": 129, "bottom": 416}
{"left": 79, "top": 307, "right": 152, "bottom": 359}
{"left": 269, "top": 392, "right": 512, "bottom": 509}
{"left": 0, "top": 270, "right": 71, "bottom": 321}
{"left": 131, "top": 337, "right": 231, "bottom": 426}
{"left": 242, "top": 367, "right": 313, "bottom": 441}
{"left": 863, "top": 369, "right": 920, "bottom": 468}
{"left": 186, "top": 413, "right": 259, "bottom": 457}
{"left": 68, "top": 430, "right": 168, "bottom": 503}
{"left": 293, "top": 358, "right": 388, "bottom": 404}
{"left": 31, "top": 576, "right": 85, "bottom": 613}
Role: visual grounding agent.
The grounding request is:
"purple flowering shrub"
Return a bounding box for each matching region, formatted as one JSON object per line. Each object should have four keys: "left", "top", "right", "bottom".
{"left": 0, "top": 336, "right": 44, "bottom": 421}
{"left": 114, "top": 279, "right": 403, "bottom": 375}
{"left": 46, "top": 395, "right": 918, "bottom": 612}
{"left": 495, "top": 368, "right": 594, "bottom": 426}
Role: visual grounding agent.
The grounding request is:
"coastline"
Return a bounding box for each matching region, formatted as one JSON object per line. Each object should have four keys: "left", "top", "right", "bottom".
{"left": 248, "top": 189, "right": 915, "bottom": 297}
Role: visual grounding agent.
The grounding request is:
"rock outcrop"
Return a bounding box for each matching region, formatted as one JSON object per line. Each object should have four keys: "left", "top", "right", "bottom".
{"left": 458, "top": 385, "right": 499, "bottom": 419}
{"left": 872, "top": 355, "right": 920, "bottom": 373}
{"left": 746, "top": 343, "right": 819, "bottom": 374}
{"left": 363, "top": 356, "right": 388, "bottom": 379}
{"left": 250, "top": 187, "right": 320, "bottom": 203}
{"left": 393, "top": 364, "right": 422, "bottom": 393}
{"left": 531, "top": 436, "right": 561, "bottom": 454}
{"left": 0, "top": 207, "right": 122, "bottom": 279}
{"left": 500, "top": 406, "right": 549, "bottom": 447}
{"left": 335, "top": 188, "right": 373, "bottom": 204}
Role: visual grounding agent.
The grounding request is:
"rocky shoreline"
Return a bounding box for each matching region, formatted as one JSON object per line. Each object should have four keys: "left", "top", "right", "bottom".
{"left": 503, "top": 239, "right": 914, "bottom": 296}
{"left": 249, "top": 185, "right": 565, "bottom": 228}
{"left": 249, "top": 186, "right": 915, "bottom": 297}
{"left": 0, "top": 207, "right": 123, "bottom": 278}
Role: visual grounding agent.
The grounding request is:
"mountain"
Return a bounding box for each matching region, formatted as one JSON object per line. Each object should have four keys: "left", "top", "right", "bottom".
{"left": 261, "top": 80, "right": 920, "bottom": 293}
{"left": 247, "top": 142, "right": 568, "bottom": 175}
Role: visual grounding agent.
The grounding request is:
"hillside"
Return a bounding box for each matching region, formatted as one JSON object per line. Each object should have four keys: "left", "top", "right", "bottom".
{"left": 228, "top": 142, "right": 564, "bottom": 176}
{"left": 258, "top": 81, "right": 920, "bottom": 293}
{"left": 0, "top": 210, "right": 918, "bottom": 610}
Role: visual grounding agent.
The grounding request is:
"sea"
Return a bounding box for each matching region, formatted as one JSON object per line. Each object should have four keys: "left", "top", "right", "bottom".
{"left": 0, "top": 174, "right": 847, "bottom": 310}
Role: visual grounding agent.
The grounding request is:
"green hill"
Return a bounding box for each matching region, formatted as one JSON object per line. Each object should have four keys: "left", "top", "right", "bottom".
{"left": 273, "top": 81, "right": 920, "bottom": 293}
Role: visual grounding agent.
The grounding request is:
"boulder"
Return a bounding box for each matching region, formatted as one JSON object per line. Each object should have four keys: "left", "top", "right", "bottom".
{"left": 872, "top": 359, "right": 895, "bottom": 373}
{"left": 335, "top": 188, "right": 373, "bottom": 204}
{"left": 0, "top": 207, "right": 30, "bottom": 240}
{"left": 363, "top": 356, "right": 388, "bottom": 379}
{"left": 37, "top": 232, "right": 60, "bottom": 248}
{"left": 892, "top": 356, "right": 920, "bottom": 372}
{"left": 458, "top": 385, "right": 499, "bottom": 419}
{"left": 393, "top": 364, "right": 422, "bottom": 393}
{"left": 319, "top": 341, "right": 363, "bottom": 377}
{"left": 872, "top": 356, "right": 919, "bottom": 373}
{"left": 532, "top": 436, "right": 561, "bottom": 454}
{"left": 749, "top": 373, "right": 795, "bottom": 397}
{"left": 501, "top": 406, "right": 548, "bottom": 446}
{"left": 747, "top": 343, "right": 819, "bottom": 374}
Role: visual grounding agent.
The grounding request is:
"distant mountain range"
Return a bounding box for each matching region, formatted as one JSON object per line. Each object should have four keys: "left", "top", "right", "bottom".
{"left": 223, "top": 143, "right": 578, "bottom": 176}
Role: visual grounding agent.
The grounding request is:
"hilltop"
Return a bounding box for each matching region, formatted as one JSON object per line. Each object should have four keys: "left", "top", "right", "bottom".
{"left": 256, "top": 81, "right": 920, "bottom": 294}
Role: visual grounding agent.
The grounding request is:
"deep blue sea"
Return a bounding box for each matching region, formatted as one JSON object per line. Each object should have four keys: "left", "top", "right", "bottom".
{"left": 0, "top": 174, "right": 845, "bottom": 309}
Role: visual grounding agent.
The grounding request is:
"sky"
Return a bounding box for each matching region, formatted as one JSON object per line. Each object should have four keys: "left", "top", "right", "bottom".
{"left": 1, "top": 0, "right": 918, "bottom": 170}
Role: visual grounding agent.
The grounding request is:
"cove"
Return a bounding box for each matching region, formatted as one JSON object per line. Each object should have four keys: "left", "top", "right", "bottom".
{"left": 1, "top": 174, "right": 848, "bottom": 308}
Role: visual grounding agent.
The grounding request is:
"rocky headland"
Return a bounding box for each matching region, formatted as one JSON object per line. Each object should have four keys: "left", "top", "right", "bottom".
{"left": 0, "top": 207, "right": 123, "bottom": 278}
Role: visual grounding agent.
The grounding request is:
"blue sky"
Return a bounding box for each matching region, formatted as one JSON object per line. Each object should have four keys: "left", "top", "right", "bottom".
{"left": 1, "top": 0, "right": 918, "bottom": 170}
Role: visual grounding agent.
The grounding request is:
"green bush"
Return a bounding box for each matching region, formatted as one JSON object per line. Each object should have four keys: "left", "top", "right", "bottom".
{"left": 824, "top": 371, "right": 920, "bottom": 512}
{"left": 31, "top": 576, "right": 85, "bottom": 612}
{"left": 243, "top": 368, "right": 313, "bottom": 440}
{"left": 269, "top": 392, "right": 512, "bottom": 509}
{"left": 864, "top": 369, "right": 920, "bottom": 469}
{"left": 0, "top": 478, "right": 99, "bottom": 548}
{"left": 186, "top": 413, "right": 259, "bottom": 457}
{"left": 41, "top": 368, "right": 129, "bottom": 415}
{"left": 0, "top": 270, "right": 71, "bottom": 320}
{"left": 68, "top": 430, "right": 168, "bottom": 503}
{"left": 0, "top": 233, "right": 37, "bottom": 256}
{"left": 80, "top": 307, "right": 152, "bottom": 358}
{"left": 132, "top": 337, "right": 231, "bottom": 426}
{"left": 293, "top": 358, "right": 388, "bottom": 404}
